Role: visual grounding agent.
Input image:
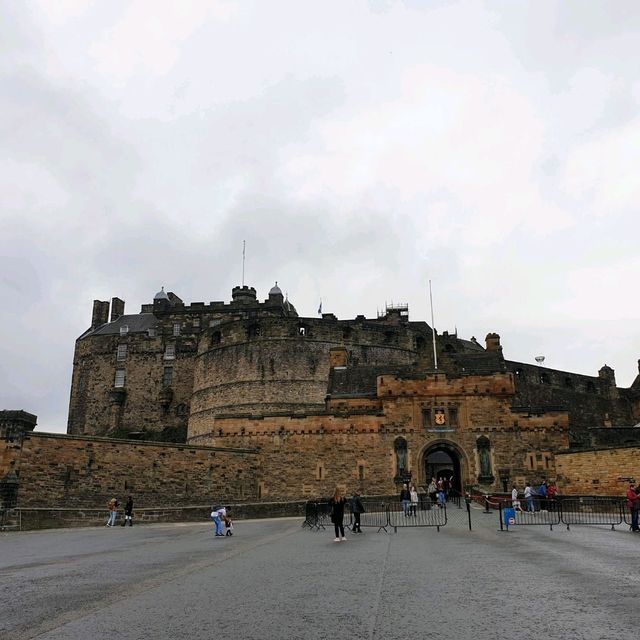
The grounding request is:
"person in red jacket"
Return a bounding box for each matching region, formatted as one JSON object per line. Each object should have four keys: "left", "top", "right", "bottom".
{"left": 626, "top": 483, "right": 639, "bottom": 532}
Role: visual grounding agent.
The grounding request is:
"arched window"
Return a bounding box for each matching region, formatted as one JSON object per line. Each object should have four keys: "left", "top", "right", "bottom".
{"left": 211, "top": 331, "right": 221, "bottom": 346}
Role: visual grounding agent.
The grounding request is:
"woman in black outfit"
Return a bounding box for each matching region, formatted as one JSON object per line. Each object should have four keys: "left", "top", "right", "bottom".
{"left": 329, "top": 487, "right": 347, "bottom": 542}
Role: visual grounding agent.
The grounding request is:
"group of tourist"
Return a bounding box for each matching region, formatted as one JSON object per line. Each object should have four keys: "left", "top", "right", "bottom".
{"left": 511, "top": 480, "right": 557, "bottom": 512}
{"left": 105, "top": 496, "right": 134, "bottom": 527}
{"left": 401, "top": 478, "right": 453, "bottom": 514}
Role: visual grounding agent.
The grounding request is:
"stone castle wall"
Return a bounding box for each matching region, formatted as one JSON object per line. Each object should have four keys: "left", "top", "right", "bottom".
{"left": 3, "top": 432, "right": 259, "bottom": 510}
{"left": 555, "top": 446, "right": 640, "bottom": 496}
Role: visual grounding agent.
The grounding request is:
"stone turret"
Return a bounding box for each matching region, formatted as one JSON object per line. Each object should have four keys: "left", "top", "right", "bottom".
{"left": 231, "top": 286, "right": 257, "bottom": 304}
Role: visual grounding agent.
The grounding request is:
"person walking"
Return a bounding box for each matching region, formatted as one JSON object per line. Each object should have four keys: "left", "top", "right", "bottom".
{"left": 547, "top": 481, "right": 558, "bottom": 511}
{"left": 428, "top": 478, "right": 438, "bottom": 505}
{"left": 351, "top": 491, "right": 365, "bottom": 533}
{"left": 106, "top": 497, "right": 118, "bottom": 527}
{"left": 121, "top": 496, "right": 133, "bottom": 527}
{"left": 437, "top": 480, "right": 446, "bottom": 508}
{"left": 329, "top": 487, "right": 348, "bottom": 542}
{"left": 524, "top": 483, "right": 534, "bottom": 512}
{"left": 409, "top": 485, "right": 419, "bottom": 516}
{"left": 538, "top": 479, "right": 548, "bottom": 511}
{"left": 511, "top": 486, "right": 523, "bottom": 512}
{"left": 400, "top": 483, "right": 411, "bottom": 517}
{"left": 626, "top": 483, "right": 639, "bottom": 532}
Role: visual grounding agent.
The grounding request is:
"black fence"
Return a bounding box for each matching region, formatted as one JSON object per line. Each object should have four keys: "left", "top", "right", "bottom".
{"left": 303, "top": 498, "right": 471, "bottom": 533}
{"left": 497, "top": 496, "right": 628, "bottom": 531}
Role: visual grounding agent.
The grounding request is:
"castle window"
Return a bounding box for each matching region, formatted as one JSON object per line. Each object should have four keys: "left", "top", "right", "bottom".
{"left": 147, "top": 328, "right": 156, "bottom": 338}
{"left": 116, "top": 344, "right": 128, "bottom": 361}
{"left": 163, "top": 367, "right": 173, "bottom": 387}
{"left": 120, "top": 325, "right": 129, "bottom": 336}
{"left": 586, "top": 381, "right": 596, "bottom": 393}
{"left": 248, "top": 323, "right": 261, "bottom": 339}
{"left": 298, "top": 325, "right": 307, "bottom": 337}
{"left": 114, "top": 369, "right": 125, "bottom": 388}
{"left": 564, "top": 377, "right": 573, "bottom": 388}
{"left": 164, "top": 344, "right": 176, "bottom": 360}
{"left": 342, "top": 327, "right": 353, "bottom": 340}
{"left": 358, "top": 465, "right": 365, "bottom": 481}
{"left": 193, "top": 317, "right": 200, "bottom": 328}
{"left": 449, "top": 407, "right": 458, "bottom": 427}
{"left": 173, "top": 322, "right": 181, "bottom": 336}
{"left": 444, "top": 343, "right": 456, "bottom": 353}
{"left": 540, "top": 373, "right": 550, "bottom": 384}
{"left": 515, "top": 368, "right": 524, "bottom": 378}
{"left": 422, "top": 409, "right": 431, "bottom": 427}
{"left": 176, "top": 403, "right": 187, "bottom": 416}
{"left": 383, "top": 330, "right": 395, "bottom": 344}
{"left": 416, "top": 336, "right": 426, "bottom": 350}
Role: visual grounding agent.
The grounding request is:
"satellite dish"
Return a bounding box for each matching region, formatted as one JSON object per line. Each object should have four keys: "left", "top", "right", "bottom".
{"left": 535, "top": 355, "right": 545, "bottom": 366}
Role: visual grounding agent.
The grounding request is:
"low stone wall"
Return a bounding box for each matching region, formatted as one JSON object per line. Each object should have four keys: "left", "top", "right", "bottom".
{"left": 6, "top": 432, "right": 259, "bottom": 510}
{"left": 4, "top": 500, "right": 310, "bottom": 531}
{"left": 555, "top": 446, "right": 640, "bottom": 496}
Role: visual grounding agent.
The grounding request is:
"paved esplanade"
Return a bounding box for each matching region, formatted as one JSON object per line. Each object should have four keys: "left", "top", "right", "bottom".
{"left": 1, "top": 511, "right": 638, "bottom": 640}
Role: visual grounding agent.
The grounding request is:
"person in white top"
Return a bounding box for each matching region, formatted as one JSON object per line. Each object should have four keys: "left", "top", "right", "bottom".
{"left": 511, "top": 486, "right": 523, "bottom": 512}
{"left": 409, "top": 485, "right": 419, "bottom": 516}
{"left": 524, "top": 484, "right": 534, "bottom": 512}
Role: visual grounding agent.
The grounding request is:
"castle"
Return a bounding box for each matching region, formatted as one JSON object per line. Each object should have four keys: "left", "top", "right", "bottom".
{"left": 64, "top": 283, "right": 640, "bottom": 499}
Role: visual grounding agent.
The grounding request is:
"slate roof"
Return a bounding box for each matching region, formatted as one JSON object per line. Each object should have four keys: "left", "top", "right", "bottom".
{"left": 328, "top": 366, "right": 394, "bottom": 398}
{"left": 80, "top": 314, "right": 158, "bottom": 339}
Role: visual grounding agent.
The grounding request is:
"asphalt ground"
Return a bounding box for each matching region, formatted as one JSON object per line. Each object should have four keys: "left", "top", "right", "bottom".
{"left": 1, "top": 506, "right": 638, "bottom": 640}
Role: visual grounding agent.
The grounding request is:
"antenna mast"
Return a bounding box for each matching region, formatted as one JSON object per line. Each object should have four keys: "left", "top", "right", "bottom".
{"left": 429, "top": 279, "right": 438, "bottom": 370}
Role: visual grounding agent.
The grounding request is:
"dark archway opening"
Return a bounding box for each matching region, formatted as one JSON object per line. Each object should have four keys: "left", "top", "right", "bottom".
{"left": 424, "top": 445, "right": 462, "bottom": 496}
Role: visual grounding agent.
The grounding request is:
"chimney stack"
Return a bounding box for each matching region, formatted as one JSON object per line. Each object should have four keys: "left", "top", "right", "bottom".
{"left": 485, "top": 332, "right": 502, "bottom": 352}
{"left": 91, "top": 300, "right": 110, "bottom": 329}
{"left": 110, "top": 297, "right": 125, "bottom": 322}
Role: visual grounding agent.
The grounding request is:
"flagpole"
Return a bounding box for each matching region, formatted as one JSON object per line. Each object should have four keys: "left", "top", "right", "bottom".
{"left": 242, "top": 240, "right": 246, "bottom": 286}
{"left": 429, "top": 279, "right": 438, "bottom": 370}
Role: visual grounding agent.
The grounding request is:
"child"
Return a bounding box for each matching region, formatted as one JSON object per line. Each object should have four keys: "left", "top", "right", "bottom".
{"left": 223, "top": 511, "right": 234, "bottom": 536}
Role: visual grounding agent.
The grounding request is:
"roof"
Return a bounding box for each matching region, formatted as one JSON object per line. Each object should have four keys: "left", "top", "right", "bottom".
{"left": 328, "top": 366, "right": 393, "bottom": 397}
{"left": 80, "top": 314, "right": 158, "bottom": 339}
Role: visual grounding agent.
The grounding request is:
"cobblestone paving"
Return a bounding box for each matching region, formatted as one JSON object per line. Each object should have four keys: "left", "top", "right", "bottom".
{"left": 1, "top": 506, "right": 638, "bottom": 640}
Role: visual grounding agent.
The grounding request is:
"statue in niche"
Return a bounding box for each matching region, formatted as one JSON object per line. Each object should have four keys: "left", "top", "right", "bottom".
{"left": 394, "top": 437, "right": 408, "bottom": 472}
{"left": 477, "top": 436, "right": 492, "bottom": 479}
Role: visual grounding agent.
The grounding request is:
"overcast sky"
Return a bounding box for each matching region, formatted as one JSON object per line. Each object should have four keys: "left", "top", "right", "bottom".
{"left": 2, "top": 0, "right": 639, "bottom": 433}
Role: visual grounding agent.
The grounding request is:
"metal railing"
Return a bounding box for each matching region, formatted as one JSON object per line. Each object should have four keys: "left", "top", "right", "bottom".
{"left": 497, "top": 496, "right": 627, "bottom": 531}
{"left": 302, "top": 500, "right": 452, "bottom": 533}
{"left": 559, "top": 497, "right": 624, "bottom": 531}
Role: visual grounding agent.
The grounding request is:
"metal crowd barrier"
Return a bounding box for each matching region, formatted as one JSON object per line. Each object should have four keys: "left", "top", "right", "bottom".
{"left": 302, "top": 500, "right": 448, "bottom": 533}
{"left": 387, "top": 500, "right": 447, "bottom": 532}
{"left": 559, "top": 497, "right": 624, "bottom": 531}
{"left": 499, "top": 499, "right": 561, "bottom": 531}
{"left": 498, "top": 496, "right": 626, "bottom": 531}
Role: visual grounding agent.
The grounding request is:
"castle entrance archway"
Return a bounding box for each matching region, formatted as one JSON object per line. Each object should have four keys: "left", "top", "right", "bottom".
{"left": 423, "top": 442, "right": 463, "bottom": 496}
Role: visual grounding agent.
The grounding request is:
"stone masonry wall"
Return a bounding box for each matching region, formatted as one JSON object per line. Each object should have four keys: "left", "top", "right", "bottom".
{"left": 555, "top": 447, "right": 640, "bottom": 496}
{"left": 14, "top": 433, "right": 259, "bottom": 509}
